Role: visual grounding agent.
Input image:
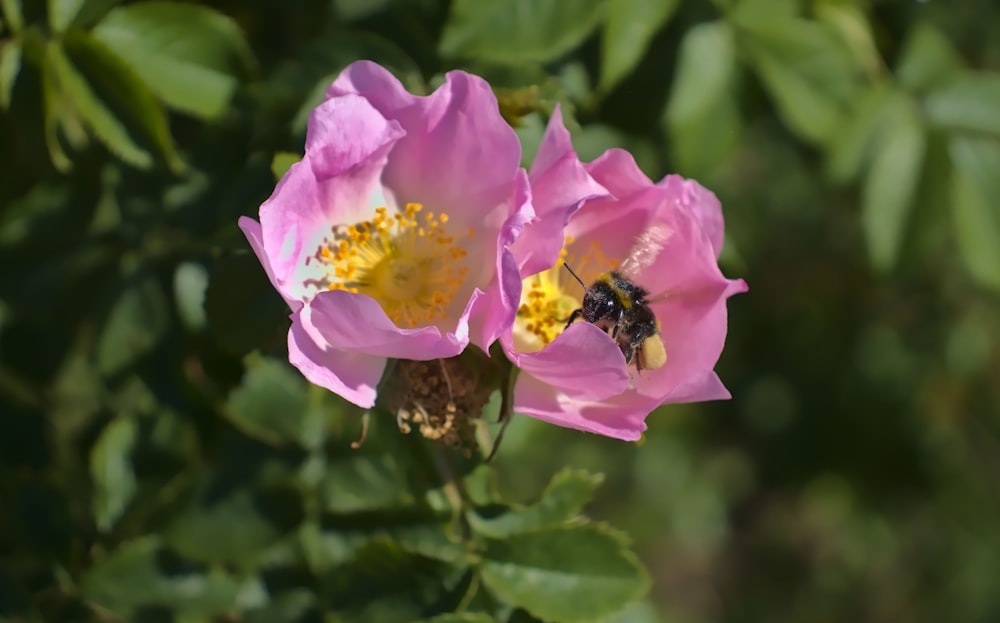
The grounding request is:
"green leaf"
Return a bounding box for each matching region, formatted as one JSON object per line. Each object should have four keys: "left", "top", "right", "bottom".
{"left": 204, "top": 252, "right": 288, "bottom": 356}
{"left": 665, "top": 21, "right": 740, "bottom": 175}
{"left": 479, "top": 525, "right": 649, "bottom": 623}
{"left": 440, "top": 0, "right": 605, "bottom": 64}
{"left": 599, "top": 0, "right": 679, "bottom": 93}
{"left": 814, "top": 0, "right": 881, "bottom": 80}
{"left": 51, "top": 30, "right": 183, "bottom": 170}
{"left": 469, "top": 468, "right": 603, "bottom": 538}
{"left": 243, "top": 589, "right": 317, "bottom": 623}
{"left": 925, "top": 71, "right": 1000, "bottom": 137}
{"left": 163, "top": 479, "right": 294, "bottom": 568}
{"left": 950, "top": 136, "right": 1000, "bottom": 291}
{"left": 738, "top": 17, "right": 858, "bottom": 144}
{"left": 824, "top": 83, "right": 894, "bottom": 183}
{"left": 96, "top": 275, "right": 169, "bottom": 376}
{"left": 417, "top": 615, "right": 498, "bottom": 623}
{"left": 0, "top": 38, "right": 21, "bottom": 110}
{"left": 47, "top": 39, "right": 151, "bottom": 168}
{"left": 92, "top": 1, "right": 254, "bottom": 120}
{"left": 271, "top": 151, "right": 300, "bottom": 180}
{"left": 896, "top": 22, "right": 962, "bottom": 92}
{"left": 861, "top": 94, "right": 926, "bottom": 271}
{"left": 225, "top": 356, "right": 317, "bottom": 447}
{"left": 90, "top": 416, "right": 137, "bottom": 532}
{"left": 49, "top": 0, "right": 87, "bottom": 31}
{"left": 48, "top": 0, "right": 119, "bottom": 30}
{"left": 80, "top": 536, "right": 240, "bottom": 619}
{"left": 324, "top": 539, "right": 460, "bottom": 623}
{"left": 173, "top": 261, "right": 209, "bottom": 332}
{"left": 0, "top": 0, "right": 22, "bottom": 32}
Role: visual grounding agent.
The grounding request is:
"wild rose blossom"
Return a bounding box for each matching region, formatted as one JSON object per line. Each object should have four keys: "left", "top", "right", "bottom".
{"left": 239, "top": 61, "right": 529, "bottom": 408}
{"left": 504, "top": 108, "right": 747, "bottom": 440}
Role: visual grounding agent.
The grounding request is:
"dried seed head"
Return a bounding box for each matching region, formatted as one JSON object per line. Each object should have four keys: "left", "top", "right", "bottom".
{"left": 388, "top": 357, "right": 492, "bottom": 455}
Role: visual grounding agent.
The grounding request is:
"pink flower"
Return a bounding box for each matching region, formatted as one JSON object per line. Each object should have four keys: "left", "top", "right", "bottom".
{"left": 504, "top": 109, "right": 746, "bottom": 440}
{"left": 239, "top": 61, "right": 530, "bottom": 408}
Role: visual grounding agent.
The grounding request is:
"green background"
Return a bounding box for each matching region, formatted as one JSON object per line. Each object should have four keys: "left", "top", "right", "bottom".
{"left": 2, "top": 0, "right": 1000, "bottom": 622}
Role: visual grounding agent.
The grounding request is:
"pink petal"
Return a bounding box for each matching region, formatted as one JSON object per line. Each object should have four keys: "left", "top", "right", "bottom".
{"left": 237, "top": 216, "right": 302, "bottom": 311}
{"left": 513, "top": 106, "right": 609, "bottom": 277}
{"left": 306, "top": 290, "right": 469, "bottom": 360}
{"left": 288, "top": 315, "right": 386, "bottom": 408}
{"left": 659, "top": 175, "right": 726, "bottom": 259}
{"left": 468, "top": 170, "right": 534, "bottom": 351}
{"left": 326, "top": 60, "right": 415, "bottom": 117}
{"left": 585, "top": 148, "right": 654, "bottom": 199}
{"left": 258, "top": 95, "right": 404, "bottom": 286}
{"left": 332, "top": 63, "right": 521, "bottom": 224}
{"left": 514, "top": 373, "right": 658, "bottom": 441}
{"left": 513, "top": 322, "right": 630, "bottom": 401}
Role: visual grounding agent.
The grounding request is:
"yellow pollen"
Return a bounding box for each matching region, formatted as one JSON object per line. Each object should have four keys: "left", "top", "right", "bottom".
{"left": 307, "top": 203, "right": 473, "bottom": 328}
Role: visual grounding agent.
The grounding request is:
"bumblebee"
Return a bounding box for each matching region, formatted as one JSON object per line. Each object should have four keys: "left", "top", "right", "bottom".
{"left": 564, "top": 266, "right": 667, "bottom": 373}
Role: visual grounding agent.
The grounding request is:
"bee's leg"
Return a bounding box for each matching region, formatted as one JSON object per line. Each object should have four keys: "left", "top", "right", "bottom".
{"left": 621, "top": 341, "right": 636, "bottom": 367}
{"left": 564, "top": 308, "right": 583, "bottom": 328}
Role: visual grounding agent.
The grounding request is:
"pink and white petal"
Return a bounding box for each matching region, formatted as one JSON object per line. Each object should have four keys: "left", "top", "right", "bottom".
{"left": 514, "top": 323, "right": 630, "bottom": 401}
{"left": 238, "top": 216, "right": 302, "bottom": 311}
{"left": 326, "top": 60, "right": 418, "bottom": 119}
{"left": 514, "top": 374, "right": 655, "bottom": 441}
{"left": 659, "top": 175, "right": 726, "bottom": 259}
{"left": 379, "top": 71, "right": 521, "bottom": 223}
{"left": 288, "top": 316, "right": 386, "bottom": 408}
{"left": 306, "top": 290, "right": 468, "bottom": 360}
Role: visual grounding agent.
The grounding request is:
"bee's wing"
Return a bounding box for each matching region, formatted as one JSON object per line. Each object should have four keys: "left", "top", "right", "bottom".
{"left": 618, "top": 222, "right": 672, "bottom": 281}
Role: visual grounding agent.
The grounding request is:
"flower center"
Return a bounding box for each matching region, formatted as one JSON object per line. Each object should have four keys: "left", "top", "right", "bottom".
{"left": 307, "top": 202, "right": 473, "bottom": 328}
{"left": 513, "top": 238, "right": 619, "bottom": 353}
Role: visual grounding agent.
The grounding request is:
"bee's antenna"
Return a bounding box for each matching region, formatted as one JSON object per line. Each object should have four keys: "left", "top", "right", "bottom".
{"left": 562, "top": 262, "right": 587, "bottom": 291}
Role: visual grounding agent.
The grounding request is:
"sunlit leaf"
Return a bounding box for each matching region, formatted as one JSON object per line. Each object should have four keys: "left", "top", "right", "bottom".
{"left": 92, "top": 1, "right": 254, "bottom": 119}
{"left": 479, "top": 525, "right": 649, "bottom": 623}
{"left": 96, "top": 275, "right": 169, "bottom": 376}
{"left": 243, "top": 589, "right": 317, "bottom": 623}
{"left": 599, "top": 0, "right": 679, "bottom": 93}
{"left": 925, "top": 71, "right": 1000, "bottom": 137}
{"left": 0, "top": 39, "right": 21, "bottom": 110}
{"left": 441, "top": 0, "right": 605, "bottom": 64}
{"left": 90, "top": 415, "right": 137, "bottom": 532}
{"left": 950, "top": 136, "right": 1000, "bottom": 291}
{"left": 815, "top": 0, "right": 881, "bottom": 80}
{"left": 861, "top": 94, "right": 925, "bottom": 271}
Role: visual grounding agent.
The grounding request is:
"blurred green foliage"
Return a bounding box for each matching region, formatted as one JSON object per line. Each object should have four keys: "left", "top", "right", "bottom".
{"left": 2, "top": 0, "right": 1000, "bottom": 622}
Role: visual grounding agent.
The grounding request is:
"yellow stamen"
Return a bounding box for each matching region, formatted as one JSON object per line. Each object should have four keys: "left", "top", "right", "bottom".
{"left": 306, "top": 202, "right": 472, "bottom": 328}
{"left": 512, "top": 237, "right": 619, "bottom": 353}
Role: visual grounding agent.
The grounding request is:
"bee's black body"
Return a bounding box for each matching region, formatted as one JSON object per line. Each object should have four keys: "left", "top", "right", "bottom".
{"left": 566, "top": 271, "right": 662, "bottom": 371}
